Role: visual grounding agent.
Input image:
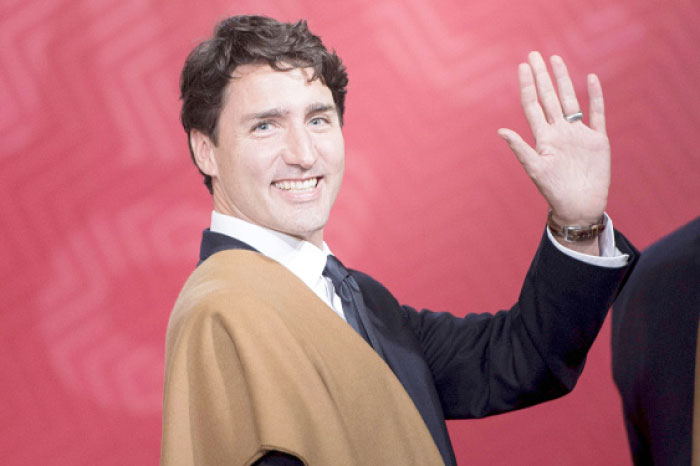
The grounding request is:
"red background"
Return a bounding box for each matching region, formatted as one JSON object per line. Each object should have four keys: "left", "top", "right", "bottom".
{"left": 2, "top": 0, "right": 699, "bottom": 464}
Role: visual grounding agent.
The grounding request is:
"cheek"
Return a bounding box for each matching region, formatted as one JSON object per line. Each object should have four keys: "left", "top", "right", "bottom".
{"left": 230, "top": 144, "right": 276, "bottom": 185}
{"left": 335, "top": 151, "right": 345, "bottom": 175}
{"left": 333, "top": 147, "right": 345, "bottom": 175}
{"left": 321, "top": 133, "right": 345, "bottom": 172}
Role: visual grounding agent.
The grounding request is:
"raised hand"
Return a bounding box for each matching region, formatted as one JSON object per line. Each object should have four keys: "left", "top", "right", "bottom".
{"left": 498, "top": 51, "right": 610, "bottom": 233}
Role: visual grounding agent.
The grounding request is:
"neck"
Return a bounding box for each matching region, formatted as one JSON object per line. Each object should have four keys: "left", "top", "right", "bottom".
{"left": 304, "top": 230, "right": 324, "bottom": 250}
{"left": 210, "top": 208, "right": 326, "bottom": 251}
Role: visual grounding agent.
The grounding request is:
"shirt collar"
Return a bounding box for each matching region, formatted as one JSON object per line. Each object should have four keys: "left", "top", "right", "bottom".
{"left": 210, "top": 211, "right": 331, "bottom": 289}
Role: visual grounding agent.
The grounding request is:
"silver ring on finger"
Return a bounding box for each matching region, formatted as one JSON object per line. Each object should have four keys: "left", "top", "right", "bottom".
{"left": 564, "top": 111, "right": 583, "bottom": 123}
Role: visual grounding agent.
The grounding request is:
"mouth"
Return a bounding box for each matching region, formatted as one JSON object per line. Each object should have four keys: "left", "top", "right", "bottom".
{"left": 272, "top": 176, "right": 320, "bottom": 192}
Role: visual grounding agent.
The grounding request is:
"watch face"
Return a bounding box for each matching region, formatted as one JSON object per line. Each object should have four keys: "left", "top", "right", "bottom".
{"left": 562, "top": 224, "right": 604, "bottom": 242}
{"left": 547, "top": 210, "right": 605, "bottom": 242}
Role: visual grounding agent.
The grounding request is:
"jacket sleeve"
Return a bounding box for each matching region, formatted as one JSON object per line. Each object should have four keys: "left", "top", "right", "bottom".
{"left": 403, "top": 229, "right": 638, "bottom": 419}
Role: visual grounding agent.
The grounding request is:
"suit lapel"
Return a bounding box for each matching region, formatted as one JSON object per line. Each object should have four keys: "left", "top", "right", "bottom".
{"left": 353, "top": 275, "right": 455, "bottom": 466}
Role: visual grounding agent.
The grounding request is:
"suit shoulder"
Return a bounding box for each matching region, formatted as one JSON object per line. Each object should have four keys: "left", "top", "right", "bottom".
{"left": 349, "top": 268, "right": 386, "bottom": 289}
{"left": 615, "top": 216, "right": 700, "bottom": 314}
{"left": 349, "top": 269, "right": 399, "bottom": 303}
{"left": 624, "top": 215, "right": 700, "bottom": 288}
{"left": 642, "top": 216, "right": 700, "bottom": 264}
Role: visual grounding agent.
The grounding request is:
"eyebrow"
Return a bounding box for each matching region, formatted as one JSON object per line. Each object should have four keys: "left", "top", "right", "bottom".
{"left": 241, "top": 102, "right": 337, "bottom": 123}
{"left": 306, "top": 103, "right": 336, "bottom": 116}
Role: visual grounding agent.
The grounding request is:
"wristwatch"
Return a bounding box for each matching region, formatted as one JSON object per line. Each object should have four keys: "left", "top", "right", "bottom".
{"left": 546, "top": 210, "right": 605, "bottom": 242}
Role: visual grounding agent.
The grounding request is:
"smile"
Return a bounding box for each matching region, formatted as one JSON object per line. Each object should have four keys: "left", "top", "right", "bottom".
{"left": 272, "top": 177, "right": 319, "bottom": 191}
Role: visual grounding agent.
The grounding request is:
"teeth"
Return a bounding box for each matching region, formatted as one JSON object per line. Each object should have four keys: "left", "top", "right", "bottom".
{"left": 274, "top": 177, "right": 318, "bottom": 191}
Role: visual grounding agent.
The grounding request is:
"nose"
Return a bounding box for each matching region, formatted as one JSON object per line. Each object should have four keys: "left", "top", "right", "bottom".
{"left": 282, "top": 124, "right": 317, "bottom": 169}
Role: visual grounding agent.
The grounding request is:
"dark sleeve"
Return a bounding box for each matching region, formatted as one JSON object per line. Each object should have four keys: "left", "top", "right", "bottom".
{"left": 404, "top": 229, "right": 638, "bottom": 419}
{"left": 252, "top": 452, "right": 304, "bottom": 466}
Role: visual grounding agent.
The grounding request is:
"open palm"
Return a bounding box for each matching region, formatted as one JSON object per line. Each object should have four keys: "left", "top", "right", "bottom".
{"left": 499, "top": 52, "right": 610, "bottom": 227}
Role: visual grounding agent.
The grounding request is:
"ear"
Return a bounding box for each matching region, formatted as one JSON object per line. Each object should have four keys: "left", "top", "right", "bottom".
{"left": 189, "top": 129, "right": 219, "bottom": 178}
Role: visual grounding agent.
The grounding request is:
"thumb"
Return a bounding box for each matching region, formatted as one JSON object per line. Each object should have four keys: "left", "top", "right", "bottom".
{"left": 498, "top": 128, "right": 538, "bottom": 170}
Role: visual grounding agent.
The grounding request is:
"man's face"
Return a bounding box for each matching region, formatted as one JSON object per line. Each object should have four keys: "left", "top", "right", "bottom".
{"left": 199, "top": 63, "right": 345, "bottom": 247}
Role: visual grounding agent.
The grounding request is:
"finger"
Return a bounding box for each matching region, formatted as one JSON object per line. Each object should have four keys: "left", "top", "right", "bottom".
{"left": 587, "top": 73, "right": 606, "bottom": 134}
{"left": 518, "top": 63, "right": 547, "bottom": 133}
{"left": 550, "top": 55, "right": 581, "bottom": 118}
{"left": 528, "top": 51, "right": 562, "bottom": 123}
{"left": 498, "top": 128, "right": 539, "bottom": 171}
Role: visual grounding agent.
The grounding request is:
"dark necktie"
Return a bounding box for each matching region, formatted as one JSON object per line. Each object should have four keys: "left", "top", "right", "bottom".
{"left": 322, "top": 255, "right": 371, "bottom": 344}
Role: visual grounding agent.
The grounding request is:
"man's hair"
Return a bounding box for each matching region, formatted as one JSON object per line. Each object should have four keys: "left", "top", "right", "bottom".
{"left": 180, "top": 15, "right": 349, "bottom": 193}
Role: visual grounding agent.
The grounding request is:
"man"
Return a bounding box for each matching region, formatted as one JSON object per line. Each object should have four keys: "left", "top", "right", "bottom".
{"left": 161, "top": 15, "right": 636, "bottom": 466}
{"left": 612, "top": 216, "right": 700, "bottom": 465}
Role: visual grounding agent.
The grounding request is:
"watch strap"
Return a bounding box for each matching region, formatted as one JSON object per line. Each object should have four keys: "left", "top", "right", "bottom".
{"left": 547, "top": 210, "right": 606, "bottom": 242}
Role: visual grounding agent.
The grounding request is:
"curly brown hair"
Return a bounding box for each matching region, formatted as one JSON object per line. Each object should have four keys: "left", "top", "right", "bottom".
{"left": 180, "top": 15, "right": 349, "bottom": 193}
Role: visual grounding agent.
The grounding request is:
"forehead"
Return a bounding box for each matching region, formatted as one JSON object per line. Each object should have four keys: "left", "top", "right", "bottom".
{"left": 223, "top": 63, "right": 334, "bottom": 113}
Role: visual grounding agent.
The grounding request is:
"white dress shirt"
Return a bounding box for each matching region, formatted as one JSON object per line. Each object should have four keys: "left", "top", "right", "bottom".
{"left": 210, "top": 211, "right": 629, "bottom": 322}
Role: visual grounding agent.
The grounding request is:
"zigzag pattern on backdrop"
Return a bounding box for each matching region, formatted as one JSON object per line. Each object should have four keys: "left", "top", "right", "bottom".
{"left": 35, "top": 200, "right": 201, "bottom": 414}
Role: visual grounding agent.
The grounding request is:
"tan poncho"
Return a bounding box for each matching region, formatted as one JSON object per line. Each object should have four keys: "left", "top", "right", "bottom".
{"left": 161, "top": 250, "right": 443, "bottom": 466}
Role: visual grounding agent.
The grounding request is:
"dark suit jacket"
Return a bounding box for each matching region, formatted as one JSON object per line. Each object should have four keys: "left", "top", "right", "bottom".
{"left": 613, "top": 216, "right": 700, "bottom": 465}
{"left": 200, "top": 228, "right": 637, "bottom": 466}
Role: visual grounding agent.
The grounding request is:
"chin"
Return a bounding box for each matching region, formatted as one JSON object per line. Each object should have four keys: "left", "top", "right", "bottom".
{"left": 276, "top": 214, "right": 328, "bottom": 240}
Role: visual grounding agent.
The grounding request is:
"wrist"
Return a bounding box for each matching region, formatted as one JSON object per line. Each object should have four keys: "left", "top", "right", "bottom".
{"left": 549, "top": 210, "right": 605, "bottom": 228}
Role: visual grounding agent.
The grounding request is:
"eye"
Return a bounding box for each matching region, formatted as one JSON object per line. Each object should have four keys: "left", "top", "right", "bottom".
{"left": 309, "top": 116, "right": 329, "bottom": 127}
{"left": 253, "top": 121, "right": 271, "bottom": 132}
